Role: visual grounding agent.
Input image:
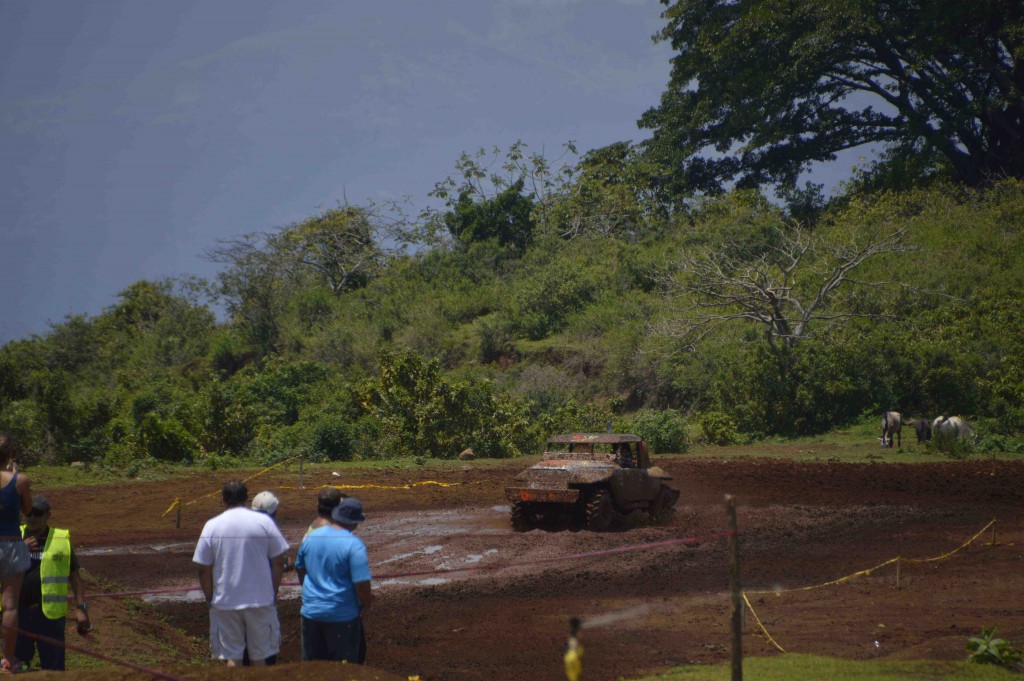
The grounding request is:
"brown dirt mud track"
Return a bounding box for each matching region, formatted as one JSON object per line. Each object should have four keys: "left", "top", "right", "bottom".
{"left": 40, "top": 456, "right": 1024, "bottom": 680}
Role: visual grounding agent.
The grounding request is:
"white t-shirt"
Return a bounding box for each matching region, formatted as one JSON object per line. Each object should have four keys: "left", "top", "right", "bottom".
{"left": 193, "top": 506, "right": 290, "bottom": 610}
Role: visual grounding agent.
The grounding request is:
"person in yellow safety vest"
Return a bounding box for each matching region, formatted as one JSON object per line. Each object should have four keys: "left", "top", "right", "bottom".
{"left": 15, "top": 496, "right": 89, "bottom": 671}
{"left": 564, "top": 617, "right": 582, "bottom": 681}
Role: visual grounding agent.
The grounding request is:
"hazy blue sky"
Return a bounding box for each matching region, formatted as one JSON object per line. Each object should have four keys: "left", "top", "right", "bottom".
{"left": 1, "top": 0, "right": 858, "bottom": 345}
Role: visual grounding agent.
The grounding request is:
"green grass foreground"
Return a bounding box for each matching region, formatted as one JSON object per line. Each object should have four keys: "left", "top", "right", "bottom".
{"left": 630, "top": 654, "right": 1019, "bottom": 680}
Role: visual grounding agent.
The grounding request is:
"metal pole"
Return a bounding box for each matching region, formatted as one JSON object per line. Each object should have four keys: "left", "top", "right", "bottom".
{"left": 300, "top": 455, "right": 305, "bottom": 490}
{"left": 896, "top": 530, "right": 902, "bottom": 590}
{"left": 726, "top": 494, "right": 742, "bottom": 681}
{"left": 175, "top": 499, "right": 181, "bottom": 530}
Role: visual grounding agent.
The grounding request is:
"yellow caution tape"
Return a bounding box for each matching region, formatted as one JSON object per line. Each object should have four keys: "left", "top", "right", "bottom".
{"left": 160, "top": 497, "right": 181, "bottom": 518}
{"left": 741, "top": 518, "right": 998, "bottom": 654}
{"left": 170, "top": 467, "right": 464, "bottom": 518}
{"left": 747, "top": 518, "right": 995, "bottom": 596}
{"left": 900, "top": 519, "right": 995, "bottom": 564}
{"left": 742, "top": 592, "right": 786, "bottom": 653}
{"left": 748, "top": 557, "right": 900, "bottom": 596}
{"left": 171, "top": 455, "right": 303, "bottom": 512}
{"left": 238, "top": 454, "right": 303, "bottom": 486}
{"left": 278, "top": 480, "right": 463, "bottom": 491}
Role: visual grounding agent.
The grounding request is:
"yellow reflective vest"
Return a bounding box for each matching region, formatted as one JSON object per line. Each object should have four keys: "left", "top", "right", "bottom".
{"left": 20, "top": 526, "right": 72, "bottom": 620}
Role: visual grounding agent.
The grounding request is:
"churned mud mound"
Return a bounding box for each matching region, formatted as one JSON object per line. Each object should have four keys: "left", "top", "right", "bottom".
{"left": 39, "top": 458, "right": 1024, "bottom": 680}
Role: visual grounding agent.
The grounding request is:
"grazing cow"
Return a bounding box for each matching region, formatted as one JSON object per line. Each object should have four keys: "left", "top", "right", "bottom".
{"left": 932, "top": 415, "right": 974, "bottom": 440}
{"left": 880, "top": 411, "right": 902, "bottom": 449}
{"left": 915, "top": 418, "right": 932, "bottom": 444}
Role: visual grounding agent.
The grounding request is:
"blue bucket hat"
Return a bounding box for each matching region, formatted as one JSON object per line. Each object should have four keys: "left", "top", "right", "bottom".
{"left": 331, "top": 497, "right": 366, "bottom": 524}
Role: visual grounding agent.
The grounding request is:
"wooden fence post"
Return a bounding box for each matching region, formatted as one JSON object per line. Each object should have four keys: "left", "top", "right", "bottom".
{"left": 896, "top": 531, "right": 902, "bottom": 590}
{"left": 726, "top": 494, "right": 742, "bottom": 681}
{"left": 175, "top": 499, "right": 181, "bottom": 530}
{"left": 300, "top": 455, "right": 305, "bottom": 490}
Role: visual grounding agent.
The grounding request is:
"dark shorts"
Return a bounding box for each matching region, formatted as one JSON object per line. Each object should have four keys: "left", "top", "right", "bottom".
{"left": 300, "top": 616, "right": 365, "bottom": 663}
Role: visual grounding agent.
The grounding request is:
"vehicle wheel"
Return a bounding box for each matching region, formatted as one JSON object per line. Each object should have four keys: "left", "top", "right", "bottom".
{"left": 585, "top": 489, "right": 613, "bottom": 531}
{"left": 651, "top": 485, "right": 680, "bottom": 521}
{"left": 510, "top": 501, "right": 533, "bottom": 532}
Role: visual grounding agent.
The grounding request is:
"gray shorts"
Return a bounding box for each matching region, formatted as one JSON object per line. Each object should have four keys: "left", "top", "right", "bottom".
{"left": 0, "top": 540, "right": 30, "bottom": 580}
{"left": 209, "top": 605, "right": 280, "bottom": 662}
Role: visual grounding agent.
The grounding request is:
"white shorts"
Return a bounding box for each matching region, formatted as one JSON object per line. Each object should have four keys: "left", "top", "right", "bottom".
{"left": 209, "top": 605, "right": 280, "bottom": 662}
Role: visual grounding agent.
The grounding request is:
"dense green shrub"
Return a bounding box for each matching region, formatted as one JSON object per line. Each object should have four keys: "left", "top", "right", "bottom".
{"left": 475, "top": 315, "right": 511, "bottom": 364}
{"left": 503, "top": 262, "right": 599, "bottom": 340}
{"left": 617, "top": 409, "right": 690, "bottom": 454}
{"left": 230, "top": 359, "right": 331, "bottom": 428}
{"left": 975, "top": 432, "right": 1024, "bottom": 454}
{"left": 139, "top": 414, "right": 199, "bottom": 462}
{"left": 541, "top": 400, "right": 615, "bottom": 438}
{"left": 209, "top": 330, "right": 251, "bottom": 376}
{"left": 511, "top": 365, "right": 584, "bottom": 414}
{"left": 355, "top": 350, "right": 539, "bottom": 458}
{"left": 293, "top": 288, "right": 334, "bottom": 330}
{"left": 0, "top": 400, "right": 45, "bottom": 462}
{"left": 700, "top": 411, "right": 740, "bottom": 445}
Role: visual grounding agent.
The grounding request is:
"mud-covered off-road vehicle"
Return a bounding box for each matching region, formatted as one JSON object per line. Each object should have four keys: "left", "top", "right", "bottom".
{"left": 505, "top": 433, "right": 680, "bottom": 531}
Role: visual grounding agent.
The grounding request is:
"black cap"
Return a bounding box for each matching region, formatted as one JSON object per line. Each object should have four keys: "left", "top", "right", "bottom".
{"left": 30, "top": 496, "right": 50, "bottom": 514}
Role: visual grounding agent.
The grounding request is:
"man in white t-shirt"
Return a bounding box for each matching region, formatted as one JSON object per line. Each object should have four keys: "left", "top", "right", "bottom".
{"left": 193, "top": 480, "right": 290, "bottom": 666}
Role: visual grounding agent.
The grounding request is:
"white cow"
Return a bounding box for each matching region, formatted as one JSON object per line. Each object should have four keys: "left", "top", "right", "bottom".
{"left": 880, "top": 411, "right": 902, "bottom": 448}
{"left": 932, "top": 415, "right": 974, "bottom": 440}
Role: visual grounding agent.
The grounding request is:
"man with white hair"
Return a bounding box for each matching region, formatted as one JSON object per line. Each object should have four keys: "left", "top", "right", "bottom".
{"left": 251, "top": 490, "right": 279, "bottom": 517}
{"left": 244, "top": 489, "right": 285, "bottom": 666}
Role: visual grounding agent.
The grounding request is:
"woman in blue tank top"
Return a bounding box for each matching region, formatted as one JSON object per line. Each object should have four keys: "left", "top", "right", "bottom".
{"left": 0, "top": 433, "right": 33, "bottom": 673}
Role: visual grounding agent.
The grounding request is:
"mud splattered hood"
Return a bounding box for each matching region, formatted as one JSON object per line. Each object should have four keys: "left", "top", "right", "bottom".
{"left": 514, "top": 459, "right": 616, "bottom": 486}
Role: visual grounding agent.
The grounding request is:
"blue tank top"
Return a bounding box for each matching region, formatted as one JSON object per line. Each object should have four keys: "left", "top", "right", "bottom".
{"left": 0, "top": 473, "right": 22, "bottom": 538}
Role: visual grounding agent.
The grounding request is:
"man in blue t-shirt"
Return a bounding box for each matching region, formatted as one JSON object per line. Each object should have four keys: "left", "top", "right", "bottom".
{"left": 295, "top": 496, "right": 374, "bottom": 663}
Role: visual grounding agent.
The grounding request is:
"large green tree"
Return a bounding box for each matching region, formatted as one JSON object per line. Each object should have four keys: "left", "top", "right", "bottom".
{"left": 443, "top": 178, "right": 535, "bottom": 251}
{"left": 206, "top": 202, "right": 418, "bottom": 352}
{"left": 640, "top": 0, "right": 1024, "bottom": 198}
{"left": 428, "top": 141, "right": 580, "bottom": 249}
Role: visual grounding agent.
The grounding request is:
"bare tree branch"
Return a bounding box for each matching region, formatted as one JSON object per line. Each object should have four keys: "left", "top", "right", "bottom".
{"left": 661, "top": 223, "right": 916, "bottom": 351}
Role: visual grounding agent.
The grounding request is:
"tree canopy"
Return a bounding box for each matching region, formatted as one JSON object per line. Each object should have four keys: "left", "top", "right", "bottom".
{"left": 443, "top": 178, "right": 536, "bottom": 251}
{"left": 639, "top": 0, "right": 1024, "bottom": 198}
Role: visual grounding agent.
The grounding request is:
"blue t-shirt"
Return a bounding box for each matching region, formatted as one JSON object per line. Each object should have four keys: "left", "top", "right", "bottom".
{"left": 296, "top": 526, "right": 371, "bottom": 623}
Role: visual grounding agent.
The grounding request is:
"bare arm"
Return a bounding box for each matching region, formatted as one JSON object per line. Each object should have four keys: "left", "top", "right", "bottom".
{"left": 69, "top": 569, "right": 91, "bottom": 635}
{"left": 269, "top": 553, "right": 284, "bottom": 598}
{"left": 195, "top": 563, "right": 214, "bottom": 605}
{"left": 296, "top": 567, "right": 306, "bottom": 585}
{"left": 69, "top": 569, "right": 86, "bottom": 605}
{"left": 14, "top": 471, "right": 31, "bottom": 517}
{"left": 354, "top": 580, "right": 374, "bottom": 613}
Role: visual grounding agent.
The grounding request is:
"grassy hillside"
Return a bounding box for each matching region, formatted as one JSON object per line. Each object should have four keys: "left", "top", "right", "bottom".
{"left": 3, "top": 180, "right": 1024, "bottom": 467}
